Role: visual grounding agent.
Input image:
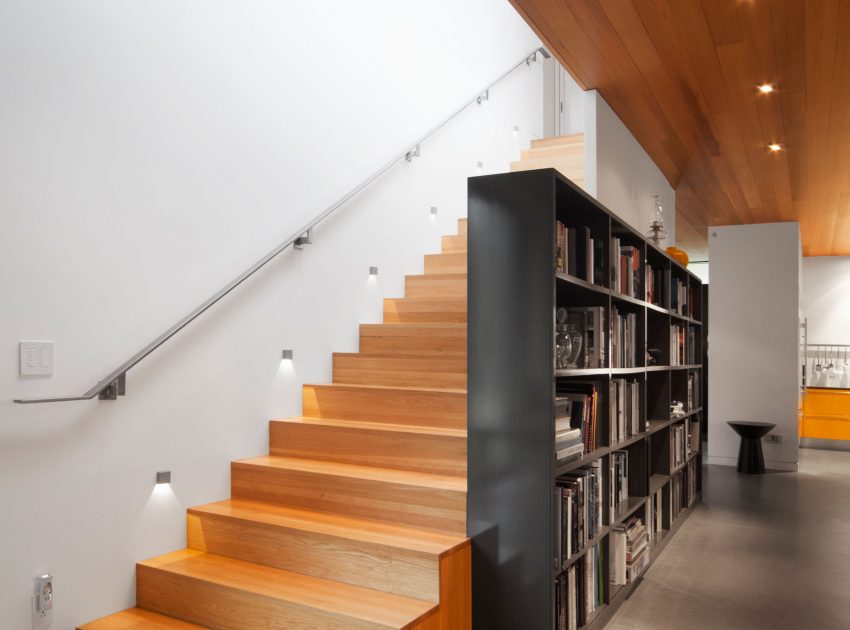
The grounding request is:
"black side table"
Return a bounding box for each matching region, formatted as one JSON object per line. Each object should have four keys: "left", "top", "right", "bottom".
{"left": 727, "top": 421, "right": 776, "bottom": 474}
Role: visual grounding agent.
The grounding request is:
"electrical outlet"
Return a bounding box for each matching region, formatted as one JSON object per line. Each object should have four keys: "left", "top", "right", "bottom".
{"left": 767, "top": 434, "right": 782, "bottom": 444}
{"left": 32, "top": 574, "right": 53, "bottom": 628}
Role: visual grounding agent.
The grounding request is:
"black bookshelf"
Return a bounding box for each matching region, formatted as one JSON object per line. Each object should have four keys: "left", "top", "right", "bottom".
{"left": 468, "top": 169, "right": 704, "bottom": 630}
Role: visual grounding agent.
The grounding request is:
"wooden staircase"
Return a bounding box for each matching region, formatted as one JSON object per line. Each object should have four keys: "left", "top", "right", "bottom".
{"left": 80, "top": 220, "right": 470, "bottom": 630}
{"left": 510, "top": 133, "right": 585, "bottom": 188}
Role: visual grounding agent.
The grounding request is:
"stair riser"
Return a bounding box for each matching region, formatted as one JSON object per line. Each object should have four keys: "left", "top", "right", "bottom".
{"left": 187, "top": 512, "right": 440, "bottom": 602}
{"left": 424, "top": 254, "right": 467, "bottom": 275}
{"left": 269, "top": 422, "right": 466, "bottom": 476}
{"left": 231, "top": 463, "right": 466, "bottom": 535}
{"left": 302, "top": 385, "right": 466, "bottom": 428}
{"left": 137, "top": 565, "right": 384, "bottom": 630}
{"left": 441, "top": 235, "right": 467, "bottom": 254}
{"left": 405, "top": 277, "right": 467, "bottom": 299}
{"left": 359, "top": 326, "right": 467, "bottom": 355}
{"left": 333, "top": 355, "right": 467, "bottom": 389}
{"left": 383, "top": 299, "right": 467, "bottom": 323}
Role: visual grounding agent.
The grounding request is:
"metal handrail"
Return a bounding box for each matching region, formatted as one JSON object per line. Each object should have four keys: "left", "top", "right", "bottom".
{"left": 14, "top": 46, "right": 550, "bottom": 404}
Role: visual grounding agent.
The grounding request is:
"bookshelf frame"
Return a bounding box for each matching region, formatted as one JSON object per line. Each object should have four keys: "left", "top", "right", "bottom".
{"left": 468, "top": 169, "right": 704, "bottom": 630}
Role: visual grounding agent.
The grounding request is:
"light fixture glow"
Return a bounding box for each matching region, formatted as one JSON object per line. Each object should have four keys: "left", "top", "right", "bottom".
{"left": 282, "top": 349, "right": 293, "bottom": 361}
{"left": 430, "top": 206, "right": 438, "bottom": 216}
{"left": 369, "top": 266, "right": 378, "bottom": 276}
{"left": 768, "top": 143, "right": 783, "bottom": 152}
{"left": 156, "top": 471, "right": 171, "bottom": 485}
{"left": 757, "top": 83, "right": 775, "bottom": 94}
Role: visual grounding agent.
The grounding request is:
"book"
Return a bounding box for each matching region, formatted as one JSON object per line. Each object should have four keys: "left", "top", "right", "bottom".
{"left": 555, "top": 542, "right": 603, "bottom": 630}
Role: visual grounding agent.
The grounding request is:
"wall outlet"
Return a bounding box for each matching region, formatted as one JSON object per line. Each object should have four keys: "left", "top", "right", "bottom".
{"left": 31, "top": 574, "right": 53, "bottom": 628}
{"left": 767, "top": 434, "right": 782, "bottom": 444}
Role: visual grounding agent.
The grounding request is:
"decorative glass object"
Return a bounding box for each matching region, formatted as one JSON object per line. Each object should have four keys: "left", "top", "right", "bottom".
{"left": 566, "top": 323, "right": 583, "bottom": 369}
{"left": 647, "top": 194, "right": 667, "bottom": 246}
{"left": 555, "top": 308, "right": 571, "bottom": 369}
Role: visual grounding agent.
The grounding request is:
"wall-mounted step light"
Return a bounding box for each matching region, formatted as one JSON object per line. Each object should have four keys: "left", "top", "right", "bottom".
{"left": 156, "top": 471, "right": 171, "bottom": 485}
{"left": 281, "top": 349, "right": 294, "bottom": 361}
{"left": 369, "top": 266, "right": 379, "bottom": 276}
{"left": 430, "top": 206, "right": 438, "bottom": 217}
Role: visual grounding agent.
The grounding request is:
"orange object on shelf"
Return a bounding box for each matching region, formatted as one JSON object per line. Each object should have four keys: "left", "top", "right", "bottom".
{"left": 665, "top": 246, "right": 689, "bottom": 266}
{"left": 800, "top": 388, "right": 850, "bottom": 440}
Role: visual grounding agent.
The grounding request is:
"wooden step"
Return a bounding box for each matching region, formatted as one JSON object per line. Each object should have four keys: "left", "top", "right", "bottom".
{"left": 359, "top": 323, "right": 466, "bottom": 355}
{"left": 188, "top": 499, "right": 467, "bottom": 602}
{"left": 457, "top": 218, "right": 467, "bottom": 236}
{"left": 231, "top": 456, "right": 467, "bottom": 534}
{"left": 424, "top": 253, "right": 467, "bottom": 275}
{"left": 530, "top": 133, "right": 584, "bottom": 149}
{"left": 333, "top": 353, "right": 467, "bottom": 388}
{"left": 136, "top": 549, "right": 437, "bottom": 629}
{"left": 405, "top": 274, "right": 467, "bottom": 299}
{"left": 510, "top": 157, "right": 584, "bottom": 184}
{"left": 78, "top": 608, "right": 204, "bottom": 629}
{"left": 302, "top": 383, "right": 466, "bottom": 428}
{"left": 441, "top": 235, "right": 467, "bottom": 254}
{"left": 383, "top": 297, "right": 467, "bottom": 323}
{"left": 520, "top": 143, "right": 583, "bottom": 161}
{"left": 269, "top": 417, "right": 466, "bottom": 475}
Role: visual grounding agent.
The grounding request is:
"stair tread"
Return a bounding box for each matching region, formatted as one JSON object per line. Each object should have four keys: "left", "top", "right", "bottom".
{"left": 271, "top": 416, "right": 466, "bottom": 438}
{"left": 140, "top": 550, "right": 436, "bottom": 627}
{"left": 407, "top": 273, "right": 468, "bottom": 280}
{"left": 79, "top": 607, "right": 203, "bottom": 629}
{"left": 360, "top": 322, "right": 467, "bottom": 331}
{"left": 234, "top": 456, "right": 467, "bottom": 492}
{"left": 190, "top": 498, "right": 467, "bottom": 555}
{"left": 530, "top": 134, "right": 585, "bottom": 149}
{"left": 305, "top": 382, "right": 467, "bottom": 394}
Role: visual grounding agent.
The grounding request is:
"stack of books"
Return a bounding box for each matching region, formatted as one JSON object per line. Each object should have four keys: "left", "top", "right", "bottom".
{"left": 609, "top": 450, "right": 629, "bottom": 518}
{"left": 648, "top": 489, "right": 663, "bottom": 544}
{"left": 670, "top": 423, "right": 686, "bottom": 470}
{"left": 611, "top": 516, "right": 649, "bottom": 586}
{"left": 611, "top": 238, "right": 641, "bottom": 297}
{"left": 556, "top": 222, "right": 604, "bottom": 285}
{"left": 687, "top": 417, "right": 700, "bottom": 456}
{"left": 687, "top": 372, "right": 700, "bottom": 410}
{"left": 555, "top": 543, "right": 603, "bottom": 630}
{"left": 611, "top": 306, "right": 637, "bottom": 368}
{"left": 558, "top": 383, "right": 600, "bottom": 455}
{"left": 686, "top": 459, "right": 698, "bottom": 507}
{"left": 555, "top": 396, "right": 584, "bottom": 463}
{"left": 671, "top": 471, "right": 684, "bottom": 521}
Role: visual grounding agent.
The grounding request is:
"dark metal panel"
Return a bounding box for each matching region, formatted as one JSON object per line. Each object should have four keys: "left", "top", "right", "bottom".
{"left": 468, "top": 169, "right": 555, "bottom": 630}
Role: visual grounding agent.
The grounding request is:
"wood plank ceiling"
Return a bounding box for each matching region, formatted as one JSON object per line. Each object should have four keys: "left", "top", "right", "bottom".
{"left": 511, "top": 0, "right": 850, "bottom": 258}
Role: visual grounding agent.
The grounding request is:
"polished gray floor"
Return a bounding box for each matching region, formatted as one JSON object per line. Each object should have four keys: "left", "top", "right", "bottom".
{"left": 608, "top": 448, "right": 850, "bottom": 630}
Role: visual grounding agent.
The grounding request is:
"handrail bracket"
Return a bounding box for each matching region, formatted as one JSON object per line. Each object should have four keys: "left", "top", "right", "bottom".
{"left": 98, "top": 373, "right": 126, "bottom": 401}
{"left": 294, "top": 229, "right": 313, "bottom": 250}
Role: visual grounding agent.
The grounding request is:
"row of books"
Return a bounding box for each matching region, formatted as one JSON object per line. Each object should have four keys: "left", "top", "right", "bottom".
{"left": 555, "top": 396, "right": 584, "bottom": 463}
{"left": 686, "top": 417, "right": 700, "bottom": 456}
{"left": 670, "top": 470, "right": 685, "bottom": 522}
{"left": 645, "top": 263, "right": 664, "bottom": 306}
{"left": 555, "top": 544, "right": 603, "bottom": 630}
{"left": 556, "top": 222, "right": 604, "bottom": 286}
{"left": 670, "top": 276, "right": 688, "bottom": 316}
{"left": 610, "top": 450, "right": 629, "bottom": 518}
{"left": 611, "top": 239, "right": 640, "bottom": 298}
{"left": 686, "top": 459, "right": 698, "bottom": 507}
{"left": 670, "top": 323, "right": 686, "bottom": 366}
{"left": 610, "top": 378, "right": 640, "bottom": 444}
{"left": 686, "top": 327, "right": 698, "bottom": 364}
{"left": 555, "top": 461, "right": 603, "bottom": 564}
{"left": 670, "top": 423, "right": 687, "bottom": 470}
{"left": 610, "top": 515, "right": 649, "bottom": 586}
{"left": 648, "top": 488, "right": 663, "bottom": 545}
{"left": 687, "top": 371, "right": 700, "bottom": 410}
{"left": 610, "top": 306, "right": 638, "bottom": 368}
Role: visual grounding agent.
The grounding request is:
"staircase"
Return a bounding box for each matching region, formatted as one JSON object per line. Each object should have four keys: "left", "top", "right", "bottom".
{"left": 510, "top": 133, "right": 585, "bottom": 188}
{"left": 80, "top": 219, "right": 470, "bottom": 629}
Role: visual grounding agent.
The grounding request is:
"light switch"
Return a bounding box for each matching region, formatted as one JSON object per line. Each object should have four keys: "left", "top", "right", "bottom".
{"left": 20, "top": 341, "right": 53, "bottom": 376}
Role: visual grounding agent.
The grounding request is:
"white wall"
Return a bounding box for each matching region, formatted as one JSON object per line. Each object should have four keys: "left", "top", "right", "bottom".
{"left": 802, "top": 257, "right": 850, "bottom": 345}
{"left": 0, "top": 2, "right": 542, "bottom": 627}
{"left": 707, "top": 223, "right": 801, "bottom": 470}
{"left": 588, "top": 92, "right": 675, "bottom": 247}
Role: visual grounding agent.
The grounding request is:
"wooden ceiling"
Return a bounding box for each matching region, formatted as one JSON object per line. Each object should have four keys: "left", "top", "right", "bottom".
{"left": 511, "top": 0, "right": 850, "bottom": 258}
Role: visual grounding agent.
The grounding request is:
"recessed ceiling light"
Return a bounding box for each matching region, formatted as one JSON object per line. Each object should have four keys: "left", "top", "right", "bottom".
{"left": 757, "top": 83, "right": 775, "bottom": 94}
{"left": 768, "top": 143, "right": 783, "bottom": 152}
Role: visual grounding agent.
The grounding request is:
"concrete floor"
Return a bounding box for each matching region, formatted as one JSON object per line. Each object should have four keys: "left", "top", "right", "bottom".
{"left": 607, "top": 448, "right": 850, "bottom": 630}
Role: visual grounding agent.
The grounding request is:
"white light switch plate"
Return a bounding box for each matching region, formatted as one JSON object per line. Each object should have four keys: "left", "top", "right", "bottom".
{"left": 20, "top": 341, "right": 53, "bottom": 376}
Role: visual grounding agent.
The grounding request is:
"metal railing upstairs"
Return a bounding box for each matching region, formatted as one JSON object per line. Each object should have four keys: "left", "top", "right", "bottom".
{"left": 14, "top": 46, "right": 550, "bottom": 404}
